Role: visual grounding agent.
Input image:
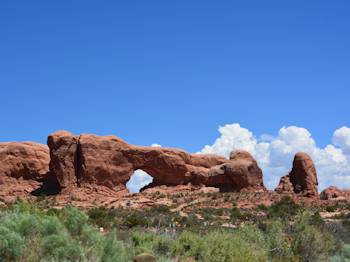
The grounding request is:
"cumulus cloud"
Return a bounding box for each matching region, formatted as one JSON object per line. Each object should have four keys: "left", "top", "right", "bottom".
{"left": 333, "top": 127, "right": 350, "bottom": 155}
{"left": 201, "top": 123, "right": 350, "bottom": 191}
{"left": 126, "top": 169, "right": 153, "bottom": 193}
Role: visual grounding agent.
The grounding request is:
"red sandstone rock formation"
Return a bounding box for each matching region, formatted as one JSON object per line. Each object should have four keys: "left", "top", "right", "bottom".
{"left": 275, "top": 175, "right": 294, "bottom": 194}
{"left": 208, "top": 150, "right": 265, "bottom": 192}
{"left": 0, "top": 142, "right": 49, "bottom": 180}
{"left": 46, "top": 131, "right": 265, "bottom": 192}
{"left": 47, "top": 131, "right": 79, "bottom": 190}
{"left": 0, "top": 142, "right": 50, "bottom": 200}
{"left": 275, "top": 152, "right": 318, "bottom": 197}
{"left": 320, "top": 186, "right": 350, "bottom": 201}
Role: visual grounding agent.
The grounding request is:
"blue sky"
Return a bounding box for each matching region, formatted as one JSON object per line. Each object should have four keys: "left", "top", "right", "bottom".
{"left": 1, "top": 2, "right": 349, "bottom": 157}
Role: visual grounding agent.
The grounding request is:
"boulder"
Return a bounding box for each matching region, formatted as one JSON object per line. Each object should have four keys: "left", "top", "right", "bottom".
{"left": 275, "top": 152, "right": 318, "bottom": 197}
{"left": 208, "top": 150, "right": 265, "bottom": 192}
{"left": 0, "top": 142, "right": 49, "bottom": 180}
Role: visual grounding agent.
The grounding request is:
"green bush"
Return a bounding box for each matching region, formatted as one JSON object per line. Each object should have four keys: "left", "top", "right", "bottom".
{"left": 201, "top": 230, "right": 267, "bottom": 262}
{"left": 131, "top": 231, "right": 173, "bottom": 257}
{"left": 292, "top": 211, "right": 338, "bottom": 261}
{"left": 267, "top": 196, "right": 302, "bottom": 220}
{"left": 264, "top": 221, "right": 294, "bottom": 261}
{"left": 230, "top": 203, "right": 244, "bottom": 222}
{"left": 88, "top": 206, "right": 118, "bottom": 229}
{"left": 40, "top": 234, "right": 85, "bottom": 261}
{"left": 96, "top": 232, "right": 131, "bottom": 262}
{"left": 125, "top": 212, "right": 148, "bottom": 228}
{"left": 0, "top": 226, "right": 25, "bottom": 261}
{"left": 325, "top": 205, "right": 336, "bottom": 213}
{"left": 331, "top": 243, "right": 350, "bottom": 261}
{"left": 59, "top": 205, "right": 89, "bottom": 236}
{"left": 173, "top": 231, "right": 204, "bottom": 260}
{"left": 0, "top": 200, "right": 345, "bottom": 262}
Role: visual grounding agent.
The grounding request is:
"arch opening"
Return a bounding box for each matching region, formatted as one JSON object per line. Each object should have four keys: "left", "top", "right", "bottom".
{"left": 126, "top": 169, "right": 153, "bottom": 193}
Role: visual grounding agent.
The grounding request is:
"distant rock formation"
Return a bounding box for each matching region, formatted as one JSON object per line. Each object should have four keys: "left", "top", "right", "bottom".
{"left": 46, "top": 131, "right": 266, "bottom": 193}
{"left": 320, "top": 186, "right": 350, "bottom": 201}
{"left": 275, "top": 152, "right": 318, "bottom": 197}
{"left": 0, "top": 131, "right": 337, "bottom": 202}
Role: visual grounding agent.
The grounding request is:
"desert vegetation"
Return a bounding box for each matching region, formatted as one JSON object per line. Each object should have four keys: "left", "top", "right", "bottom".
{"left": 0, "top": 197, "right": 348, "bottom": 261}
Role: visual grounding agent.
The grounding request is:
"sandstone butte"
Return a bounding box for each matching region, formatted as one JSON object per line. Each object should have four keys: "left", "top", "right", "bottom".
{"left": 0, "top": 130, "right": 348, "bottom": 205}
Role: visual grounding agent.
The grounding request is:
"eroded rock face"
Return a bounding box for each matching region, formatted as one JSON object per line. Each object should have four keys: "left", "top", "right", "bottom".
{"left": 78, "top": 134, "right": 134, "bottom": 188}
{"left": 208, "top": 150, "right": 265, "bottom": 192}
{"left": 275, "top": 175, "right": 294, "bottom": 194}
{"left": 320, "top": 186, "right": 350, "bottom": 201}
{"left": 0, "top": 142, "right": 50, "bottom": 200}
{"left": 275, "top": 152, "right": 318, "bottom": 197}
{"left": 47, "top": 131, "right": 79, "bottom": 190}
{"left": 0, "top": 142, "right": 49, "bottom": 180}
{"left": 46, "top": 131, "right": 265, "bottom": 192}
{"left": 290, "top": 152, "right": 318, "bottom": 196}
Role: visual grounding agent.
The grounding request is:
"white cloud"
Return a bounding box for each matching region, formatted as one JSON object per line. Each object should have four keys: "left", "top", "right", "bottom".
{"left": 201, "top": 123, "right": 350, "bottom": 191}
{"left": 333, "top": 127, "right": 350, "bottom": 155}
{"left": 126, "top": 169, "right": 153, "bottom": 193}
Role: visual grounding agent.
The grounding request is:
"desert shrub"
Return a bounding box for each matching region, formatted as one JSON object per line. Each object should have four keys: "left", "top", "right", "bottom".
{"left": 0, "top": 226, "right": 25, "bottom": 261}
{"left": 237, "top": 225, "right": 267, "bottom": 250}
{"left": 173, "top": 228, "right": 268, "bottom": 262}
{"left": 331, "top": 243, "right": 350, "bottom": 261}
{"left": 59, "top": 205, "right": 89, "bottom": 236}
{"left": 325, "top": 205, "right": 336, "bottom": 212}
{"left": 8, "top": 199, "right": 41, "bottom": 214}
{"left": 267, "top": 196, "right": 302, "bottom": 220}
{"left": 40, "top": 234, "right": 85, "bottom": 261}
{"left": 201, "top": 231, "right": 267, "bottom": 262}
{"left": 0, "top": 212, "right": 41, "bottom": 237}
{"left": 202, "top": 207, "right": 224, "bottom": 217}
{"left": 292, "top": 225, "right": 336, "bottom": 261}
{"left": 257, "top": 204, "right": 268, "bottom": 211}
{"left": 173, "top": 231, "right": 204, "bottom": 260}
{"left": 150, "top": 205, "right": 170, "bottom": 213}
{"left": 96, "top": 232, "right": 131, "bottom": 262}
{"left": 40, "top": 215, "right": 64, "bottom": 236}
{"left": 292, "top": 211, "right": 338, "bottom": 261}
{"left": 180, "top": 213, "right": 203, "bottom": 228}
{"left": 88, "top": 206, "right": 116, "bottom": 228}
{"left": 264, "top": 221, "right": 294, "bottom": 261}
{"left": 153, "top": 236, "right": 174, "bottom": 257}
{"left": 131, "top": 231, "right": 173, "bottom": 257}
{"left": 230, "top": 203, "right": 244, "bottom": 222}
{"left": 125, "top": 212, "right": 148, "bottom": 228}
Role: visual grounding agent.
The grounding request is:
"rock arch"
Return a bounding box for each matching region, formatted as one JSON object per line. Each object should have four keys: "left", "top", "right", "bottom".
{"left": 46, "top": 131, "right": 266, "bottom": 193}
